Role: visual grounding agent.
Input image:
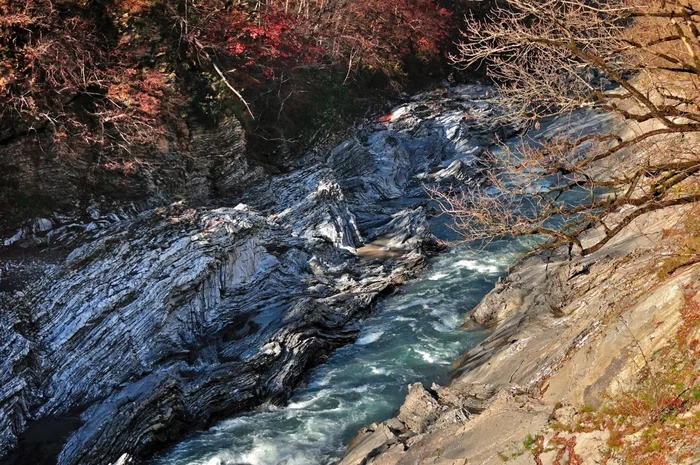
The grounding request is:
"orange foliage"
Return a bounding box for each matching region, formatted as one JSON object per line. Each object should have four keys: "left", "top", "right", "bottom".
{"left": 0, "top": 0, "right": 455, "bottom": 153}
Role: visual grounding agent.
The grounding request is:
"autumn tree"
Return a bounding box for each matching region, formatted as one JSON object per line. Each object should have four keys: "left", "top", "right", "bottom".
{"left": 0, "top": 0, "right": 455, "bottom": 159}
{"left": 434, "top": 0, "right": 700, "bottom": 256}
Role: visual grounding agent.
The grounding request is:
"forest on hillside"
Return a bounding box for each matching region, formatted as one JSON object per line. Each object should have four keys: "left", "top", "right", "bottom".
{"left": 0, "top": 0, "right": 471, "bottom": 156}
{"left": 0, "top": 0, "right": 482, "bottom": 231}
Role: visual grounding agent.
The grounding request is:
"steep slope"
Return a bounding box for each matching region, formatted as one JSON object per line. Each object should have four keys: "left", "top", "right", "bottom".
{"left": 340, "top": 112, "right": 700, "bottom": 465}
{"left": 341, "top": 204, "right": 700, "bottom": 465}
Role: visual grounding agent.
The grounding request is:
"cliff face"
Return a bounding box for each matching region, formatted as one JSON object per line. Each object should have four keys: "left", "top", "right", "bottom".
{"left": 0, "top": 86, "right": 511, "bottom": 465}
{"left": 341, "top": 206, "right": 700, "bottom": 465}
{"left": 339, "top": 113, "right": 700, "bottom": 465}
{"left": 0, "top": 115, "right": 260, "bottom": 237}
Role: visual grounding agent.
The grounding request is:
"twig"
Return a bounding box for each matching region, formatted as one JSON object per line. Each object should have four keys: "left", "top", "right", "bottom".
{"left": 211, "top": 62, "right": 255, "bottom": 121}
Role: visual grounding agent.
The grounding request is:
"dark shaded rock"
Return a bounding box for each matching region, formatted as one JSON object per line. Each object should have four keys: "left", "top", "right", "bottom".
{"left": 0, "top": 85, "right": 509, "bottom": 465}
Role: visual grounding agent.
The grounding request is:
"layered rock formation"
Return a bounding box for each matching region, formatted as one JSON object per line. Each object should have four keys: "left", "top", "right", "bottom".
{"left": 0, "top": 115, "right": 261, "bottom": 234}
{"left": 0, "top": 85, "right": 511, "bottom": 465}
{"left": 339, "top": 112, "right": 700, "bottom": 465}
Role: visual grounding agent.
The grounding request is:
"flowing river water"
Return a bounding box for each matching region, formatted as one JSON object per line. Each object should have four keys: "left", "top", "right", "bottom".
{"left": 152, "top": 234, "right": 522, "bottom": 465}
{"left": 151, "top": 107, "right": 612, "bottom": 465}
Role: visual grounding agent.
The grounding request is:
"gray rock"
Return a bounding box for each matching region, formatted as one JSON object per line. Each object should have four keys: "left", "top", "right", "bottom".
{"left": 0, "top": 85, "right": 509, "bottom": 465}
{"left": 32, "top": 218, "right": 53, "bottom": 234}
{"left": 397, "top": 383, "right": 444, "bottom": 434}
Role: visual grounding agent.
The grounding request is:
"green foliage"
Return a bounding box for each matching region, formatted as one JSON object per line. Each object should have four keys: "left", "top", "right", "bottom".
{"left": 579, "top": 405, "right": 597, "bottom": 414}
{"left": 523, "top": 434, "right": 537, "bottom": 450}
{"left": 497, "top": 451, "right": 510, "bottom": 462}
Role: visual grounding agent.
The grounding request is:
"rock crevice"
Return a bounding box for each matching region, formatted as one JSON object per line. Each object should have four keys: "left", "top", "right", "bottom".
{"left": 0, "top": 85, "right": 508, "bottom": 465}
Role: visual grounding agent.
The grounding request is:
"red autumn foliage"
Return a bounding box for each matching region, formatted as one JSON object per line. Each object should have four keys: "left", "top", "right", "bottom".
{"left": 339, "top": 0, "right": 453, "bottom": 72}
{"left": 191, "top": 1, "right": 325, "bottom": 82}
{"left": 0, "top": 0, "right": 455, "bottom": 154}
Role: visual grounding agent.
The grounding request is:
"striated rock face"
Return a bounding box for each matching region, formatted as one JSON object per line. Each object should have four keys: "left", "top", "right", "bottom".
{"left": 0, "top": 85, "right": 509, "bottom": 465}
{"left": 0, "top": 314, "right": 32, "bottom": 457}
{"left": 338, "top": 195, "right": 700, "bottom": 465}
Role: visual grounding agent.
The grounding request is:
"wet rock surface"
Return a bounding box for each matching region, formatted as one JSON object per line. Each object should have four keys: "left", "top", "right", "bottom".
{"left": 0, "top": 86, "right": 510, "bottom": 465}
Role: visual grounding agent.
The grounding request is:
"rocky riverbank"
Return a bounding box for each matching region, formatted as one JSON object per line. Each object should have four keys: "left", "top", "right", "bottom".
{"left": 339, "top": 114, "right": 700, "bottom": 465}
{"left": 0, "top": 86, "right": 515, "bottom": 465}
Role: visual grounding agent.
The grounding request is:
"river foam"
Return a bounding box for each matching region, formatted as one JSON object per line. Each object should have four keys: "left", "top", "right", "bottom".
{"left": 152, "top": 240, "right": 520, "bottom": 465}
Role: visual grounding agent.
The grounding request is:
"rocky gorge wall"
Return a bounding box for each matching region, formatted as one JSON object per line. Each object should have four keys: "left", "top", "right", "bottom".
{"left": 339, "top": 114, "right": 700, "bottom": 465}
{"left": 0, "top": 86, "right": 514, "bottom": 465}
{"left": 0, "top": 114, "right": 264, "bottom": 235}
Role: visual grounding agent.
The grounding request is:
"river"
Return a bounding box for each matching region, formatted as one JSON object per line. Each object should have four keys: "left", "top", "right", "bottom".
{"left": 148, "top": 105, "right": 613, "bottom": 465}
{"left": 152, "top": 234, "right": 522, "bottom": 465}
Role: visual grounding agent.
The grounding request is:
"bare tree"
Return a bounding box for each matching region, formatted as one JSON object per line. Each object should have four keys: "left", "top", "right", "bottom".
{"left": 435, "top": 0, "right": 700, "bottom": 256}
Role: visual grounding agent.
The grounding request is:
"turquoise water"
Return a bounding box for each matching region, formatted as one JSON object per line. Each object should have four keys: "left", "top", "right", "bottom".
{"left": 152, "top": 238, "right": 521, "bottom": 465}
{"left": 151, "top": 108, "right": 610, "bottom": 465}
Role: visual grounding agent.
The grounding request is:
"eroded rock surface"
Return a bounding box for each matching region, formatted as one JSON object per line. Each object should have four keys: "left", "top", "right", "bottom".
{"left": 339, "top": 201, "right": 700, "bottom": 465}
{"left": 0, "top": 85, "right": 509, "bottom": 465}
{"left": 339, "top": 108, "right": 700, "bottom": 465}
{"left": 0, "top": 116, "right": 258, "bottom": 234}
